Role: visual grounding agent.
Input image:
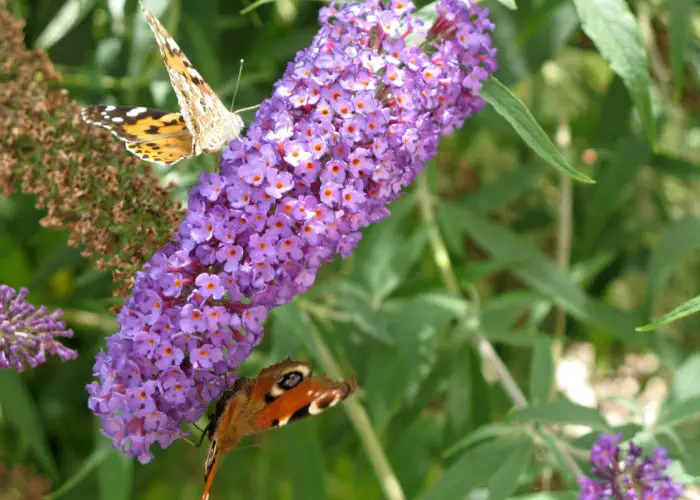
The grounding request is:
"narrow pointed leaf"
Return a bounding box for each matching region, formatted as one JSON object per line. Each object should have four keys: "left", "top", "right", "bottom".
{"left": 481, "top": 77, "right": 593, "bottom": 183}
{"left": 0, "top": 370, "right": 58, "bottom": 479}
{"left": 637, "top": 294, "right": 700, "bottom": 331}
{"left": 511, "top": 400, "right": 610, "bottom": 431}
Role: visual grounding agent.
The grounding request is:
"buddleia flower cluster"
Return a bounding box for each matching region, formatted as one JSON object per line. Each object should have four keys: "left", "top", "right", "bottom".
{"left": 579, "top": 434, "right": 684, "bottom": 499}
{"left": 87, "top": 0, "right": 498, "bottom": 462}
{"left": 0, "top": 285, "right": 77, "bottom": 371}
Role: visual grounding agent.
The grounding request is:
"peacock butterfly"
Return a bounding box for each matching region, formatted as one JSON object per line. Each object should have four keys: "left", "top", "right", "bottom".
{"left": 200, "top": 357, "right": 357, "bottom": 500}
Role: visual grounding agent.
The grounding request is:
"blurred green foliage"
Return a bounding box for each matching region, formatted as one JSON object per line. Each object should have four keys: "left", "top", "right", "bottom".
{"left": 2, "top": 0, "right": 700, "bottom": 499}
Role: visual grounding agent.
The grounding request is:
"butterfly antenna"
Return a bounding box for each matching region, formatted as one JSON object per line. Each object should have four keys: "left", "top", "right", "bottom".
{"left": 230, "top": 59, "right": 245, "bottom": 112}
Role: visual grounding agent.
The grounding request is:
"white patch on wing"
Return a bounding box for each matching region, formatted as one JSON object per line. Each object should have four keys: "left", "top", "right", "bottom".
{"left": 308, "top": 390, "right": 343, "bottom": 415}
{"left": 105, "top": 105, "right": 116, "bottom": 111}
{"left": 126, "top": 107, "right": 147, "bottom": 117}
{"left": 112, "top": 117, "right": 124, "bottom": 123}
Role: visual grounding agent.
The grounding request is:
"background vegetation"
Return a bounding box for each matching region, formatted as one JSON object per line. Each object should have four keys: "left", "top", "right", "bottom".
{"left": 2, "top": 0, "right": 700, "bottom": 499}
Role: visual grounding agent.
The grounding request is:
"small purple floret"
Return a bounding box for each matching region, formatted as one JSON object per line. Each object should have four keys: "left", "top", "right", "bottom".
{"left": 579, "top": 434, "right": 684, "bottom": 499}
{"left": 88, "top": 0, "right": 498, "bottom": 462}
{"left": 0, "top": 285, "right": 77, "bottom": 371}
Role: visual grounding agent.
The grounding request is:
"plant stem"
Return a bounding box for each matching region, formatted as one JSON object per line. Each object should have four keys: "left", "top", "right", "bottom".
{"left": 553, "top": 118, "right": 573, "bottom": 365}
{"left": 309, "top": 325, "right": 406, "bottom": 500}
{"left": 416, "top": 173, "right": 584, "bottom": 479}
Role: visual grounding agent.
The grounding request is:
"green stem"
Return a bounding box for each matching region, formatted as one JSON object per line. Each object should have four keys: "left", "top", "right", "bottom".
{"left": 416, "top": 173, "right": 584, "bottom": 479}
{"left": 308, "top": 326, "right": 406, "bottom": 500}
{"left": 553, "top": 118, "right": 573, "bottom": 366}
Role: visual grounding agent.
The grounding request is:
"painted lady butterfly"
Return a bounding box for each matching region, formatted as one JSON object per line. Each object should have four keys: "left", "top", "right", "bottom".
{"left": 81, "top": 1, "right": 245, "bottom": 166}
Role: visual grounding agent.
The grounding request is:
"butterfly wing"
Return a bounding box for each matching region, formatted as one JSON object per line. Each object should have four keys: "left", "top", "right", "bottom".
{"left": 139, "top": 1, "right": 232, "bottom": 155}
{"left": 81, "top": 105, "right": 192, "bottom": 165}
{"left": 81, "top": 105, "right": 188, "bottom": 142}
{"left": 255, "top": 376, "right": 357, "bottom": 430}
{"left": 126, "top": 135, "right": 192, "bottom": 166}
{"left": 200, "top": 359, "right": 356, "bottom": 500}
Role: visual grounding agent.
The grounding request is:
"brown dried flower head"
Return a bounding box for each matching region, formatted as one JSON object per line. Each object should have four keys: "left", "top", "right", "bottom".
{"left": 0, "top": 1, "right": 182, "bottom": 296}
{"left": 0, "top": 462, "right": 50, "bottom": 500}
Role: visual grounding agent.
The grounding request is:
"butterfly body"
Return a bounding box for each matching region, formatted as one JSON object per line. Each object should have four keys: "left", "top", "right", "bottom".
{"left": 81, "top": 1, "right": 244, "bottom": 166}
{"left": 201, "top": 358, "right": 357, "bottom": 500}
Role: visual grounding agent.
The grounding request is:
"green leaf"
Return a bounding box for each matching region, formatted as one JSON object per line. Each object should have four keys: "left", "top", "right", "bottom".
{"left": 0, "top": 370, "right": 58, "bottom": 479}
{"left": 35, "top": 0, "right": 96, "bottom": 49}
{"left": 460, "top": 163, "right": 542, "bottom": 215}
{"left": 495, "top": 0, "right": 517, "bottom": 10}
{"left": 240, "top": 0, "right": 275, "bottom": 15}
{"left": 511, "top": 400, "right": 610, "bottom": 431}
{"left": 637, "top": 294, "right": 700, "bottom": 332}
{"left": 641, "top": 216, "right": 700, "bottom": 321}
{"left": 283, "top": 421, "right": 328, "bottom": 500}
{"left": 98, "top": 438, "right": 133, "bottom": 500}
{"left": 530, "top": 336, "right": 553, "bottom": 406}
{"left": 445, "top": 346, "right": 472, "bottom": 435}
{"left": 366, "top": 293, "right": 466, "bottom": 431}
{"left": 651, "top": 154, "right": 700, "bottom": 180}
{"left": 665, "top": 0, "right": 694, "bottom": 99}
{"left": 46, "top": 446, "right": 111, "bottom": 499}
{"left": 421, "top": 436, "right": 530, "bottom": 500}
{"left": 447, "top": 204, "right": 644, "bottom": 345}
{"left": 443, "top": 423, "right": 519, "bottom": 458}
{"left": 330, "top": 281, "right": 393, "bottom": 344}
{"left": 658, "top": 396, "right": 700, "bottom": 428}
{"left": 580, "top": 135, "right": 649, "bottom": 255}
{"left": 487, "top": 440, "right": 532, "bottom": 500}
{"left": 572, "top": 0, "right": 655, "bottom": 146}
{"left": 272, "top": 302, "right": 323, "bottom": 356}
{"left": 480, "top": 77, "right": 593, "bottom": 183}
{"left": 351, "top": 194, "right": 422, "bottom": 302}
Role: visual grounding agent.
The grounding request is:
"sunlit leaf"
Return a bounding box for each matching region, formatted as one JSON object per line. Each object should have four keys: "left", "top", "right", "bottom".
{"left": 658, "top": 396, "right": 700, "bottom": 428}
{"left": 35, "top": 0, "right": 96, "bottom": 49}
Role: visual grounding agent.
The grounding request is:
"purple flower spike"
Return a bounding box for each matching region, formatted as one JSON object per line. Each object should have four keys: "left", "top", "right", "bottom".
{"left": 88, "top": 0, "right": 497, "bottom": 462}
{"left": 0, "top": 285, "right": 77, "bottom": 371}
{"left": 578, "top": 434, "right": 684, "bottom": 499}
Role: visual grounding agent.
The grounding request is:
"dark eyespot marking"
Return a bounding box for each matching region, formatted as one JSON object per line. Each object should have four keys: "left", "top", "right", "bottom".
{"left": 264, "top": 392, "right": 276, "bottom": 404}
{"left": 289, "top": 404, "right": 311, "bottom": 423}
{"left": 147, "top": 142, "right": 156, "bottom": 147}
{"left": 145, "top": 125, "right": 161, "bottom": 134}
{"left": 278, "top": 370, "right": 304, "bottom": 390}
{"left": 271, "top": 418, "right": 280, "bottom": 428}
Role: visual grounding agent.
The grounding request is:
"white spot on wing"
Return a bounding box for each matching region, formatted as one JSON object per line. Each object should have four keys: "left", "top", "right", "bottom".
{"left": 112, "top": 117, "right": 124, "bottom": 123}
{"left": 126, "top": 107, "right": 147, "bottom": 117}
{"left": 105, "top": 106, "right": 116, "bottom": 111}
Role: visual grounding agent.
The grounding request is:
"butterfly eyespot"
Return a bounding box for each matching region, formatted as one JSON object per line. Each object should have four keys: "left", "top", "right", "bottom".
{"left": 278, "top": 370, "right": 304, "bottom": 390}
